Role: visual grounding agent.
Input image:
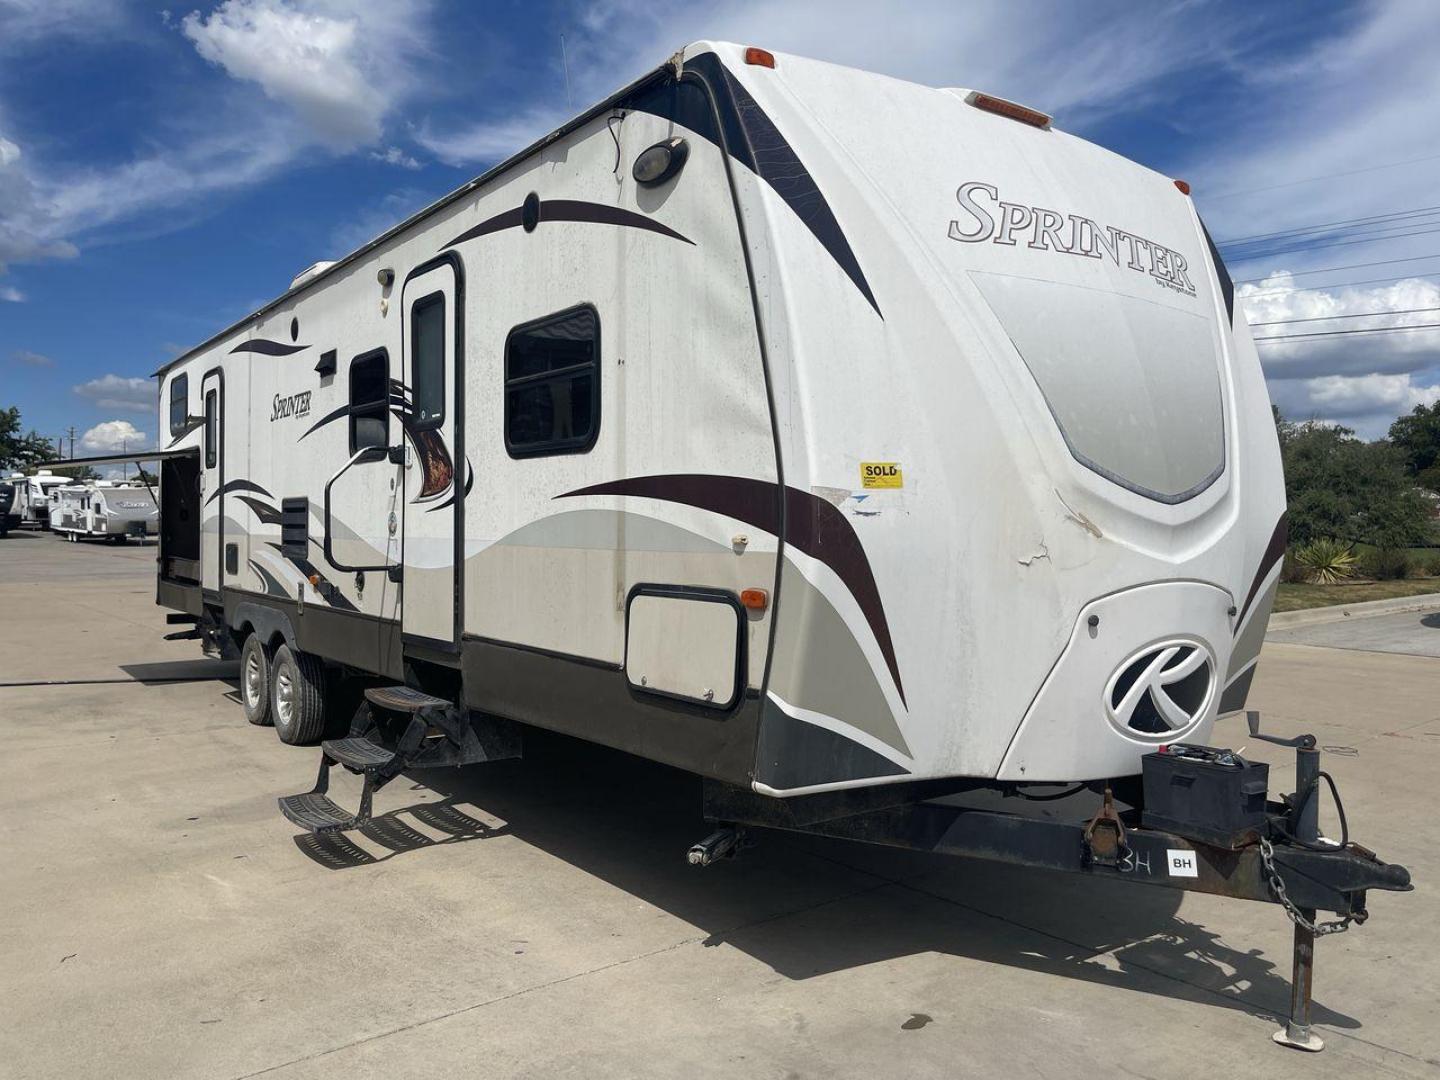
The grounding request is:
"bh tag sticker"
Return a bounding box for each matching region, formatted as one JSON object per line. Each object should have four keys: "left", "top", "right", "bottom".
{"left": 1166, "top": 849, "right": 1199, "bottom": 878}
{"left": 860, "top": 462, "right": 903, "bottom": 489}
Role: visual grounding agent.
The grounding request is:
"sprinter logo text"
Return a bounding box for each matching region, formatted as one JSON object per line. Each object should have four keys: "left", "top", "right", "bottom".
{"left": 948, "top": 182, "right": 1196, "bottom": 297}
{"left": 270, "top": 391, "right": 312, "bottom": 422}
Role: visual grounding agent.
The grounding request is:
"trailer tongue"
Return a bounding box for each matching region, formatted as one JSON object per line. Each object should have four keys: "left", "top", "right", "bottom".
{"left": 691, "top": 712, "right": 1410, "bottom": 1054}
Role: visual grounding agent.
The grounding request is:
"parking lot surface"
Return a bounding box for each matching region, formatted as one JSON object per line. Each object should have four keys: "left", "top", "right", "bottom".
{"left": 1268, "top": 608, "right": 1440, "bottom": 658}
{"left": 1, "top": 530, "right": 1436, "bottom": 1079}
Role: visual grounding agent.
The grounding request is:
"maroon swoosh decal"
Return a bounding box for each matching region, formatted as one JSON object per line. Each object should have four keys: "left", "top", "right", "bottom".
{"left": 557, "top": 474, "right": 905, "bottom": 707}
{"left": 230, "top": 338, "right": 308, "bottom": 356}
{"left": 1235, "top": 514, "right": 1288, "bottom": 632}
{"left": 443, "top": 199, "right": 694, "bottom": 250}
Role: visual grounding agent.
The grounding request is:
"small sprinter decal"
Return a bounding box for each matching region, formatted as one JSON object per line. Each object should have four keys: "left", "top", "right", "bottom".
{"left": 270, "top": 390, "right": 313, "bottom": 422}
{"left": 860, "top": 462, "right": 904, "bottom": 489}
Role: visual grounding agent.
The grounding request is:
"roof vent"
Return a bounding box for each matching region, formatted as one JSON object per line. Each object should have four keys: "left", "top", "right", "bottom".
{"left": 289, "top": 260, "right": 336, "bottom": 291}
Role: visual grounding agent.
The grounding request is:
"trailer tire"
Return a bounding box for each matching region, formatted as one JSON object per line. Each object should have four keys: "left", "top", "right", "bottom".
{"left": 270, "top": 644, "right": 327, "bottom": 745}
{"left": 240, "top": 635, "right": 273, "bottom": 727}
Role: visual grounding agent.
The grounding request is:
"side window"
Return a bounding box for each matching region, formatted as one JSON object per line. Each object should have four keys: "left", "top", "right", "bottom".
{"left": 410, "top": 292, "right": 445, "bottom": 430}
{"left": 504, "top": 305, "right": 600, "bottom": 457}
{"left": 349, "top": 349, "right": 390, "bottom": 453}
{"left": 169, "top": 374, "right": 189, "bottom": 436}
{"left": 204, "top": 389, "right": 218, "bottom": 468}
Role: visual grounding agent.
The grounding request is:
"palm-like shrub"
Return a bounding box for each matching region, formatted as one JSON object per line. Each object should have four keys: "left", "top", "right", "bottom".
{"left": 1293, "top": 538, "right": 1358, "bottom": 585}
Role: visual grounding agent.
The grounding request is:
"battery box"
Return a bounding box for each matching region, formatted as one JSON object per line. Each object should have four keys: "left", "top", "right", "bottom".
{"left": 1141, "top": 744, "right": 1269, "bottom": 849}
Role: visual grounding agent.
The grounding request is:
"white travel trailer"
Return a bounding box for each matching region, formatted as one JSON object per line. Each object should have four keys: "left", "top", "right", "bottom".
{"left": 5, "top": 471, "right": 72, "bottom": 529}
{"left": 143, "top": 41, "right": 1293, "bottom": 797}
{"left": 0, "top": 480, "right": 16, "bottom": 536}
{"left": 70, "top": 42, "right": 1405, "bottom": 1048}
{"left": 51, "top": 482, "right": 158, "bottom": 542}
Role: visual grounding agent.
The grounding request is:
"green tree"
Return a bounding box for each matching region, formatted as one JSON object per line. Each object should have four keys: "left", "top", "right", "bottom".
{"left": 1388, "top": 401, "right": 1440, "bottom": 492}
{"left": 50, "top": 464, "right": 101, "bottom": 481}
{"left": 1280, "top": 416, "right": 1433, "bottom": 548}
{"left": 0, "top": 406, "right": 57, "bottom": 471}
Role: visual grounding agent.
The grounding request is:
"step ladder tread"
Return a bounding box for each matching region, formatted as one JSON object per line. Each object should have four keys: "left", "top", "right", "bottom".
{"left": 364, "top": 685, "right": 451, "bottom": 712}
{"left": 323, "top": 736, "right": 396, "bottom": 769}
{"left": 277, "top": 792, "right": 359, "bottom": 833}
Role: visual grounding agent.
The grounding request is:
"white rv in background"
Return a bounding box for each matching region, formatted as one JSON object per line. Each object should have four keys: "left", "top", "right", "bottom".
{"left": 51, "top": 482, "right": 158, "bottom": 542}
{"left": 6, "top": 471, "right": 72, "bottom": 529}
{"left": 122, "top": 41, "right": 1285, "bottom": 826}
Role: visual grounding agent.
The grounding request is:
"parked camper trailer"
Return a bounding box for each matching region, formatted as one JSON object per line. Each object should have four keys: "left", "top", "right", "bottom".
{"left": 51, "top": 482, "right": 158, "bottom": 542}
{"left": 151, "top": 42, "right": 1291, "bottom": 784}
{"left": 56, "top": 41, "right": 1404, "bottom": 1047}
{"left": 0, "top": 482, "right": 16, "bottom": 536}
{"left": 6, "top": 471, "right": 71, "bottom": 529}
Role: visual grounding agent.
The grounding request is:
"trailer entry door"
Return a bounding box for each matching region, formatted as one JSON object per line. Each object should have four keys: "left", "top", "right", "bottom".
{"left": 200, "top": 369, "right": 224, "bottom": 596}
{"left": 399, "top": 258, "right": 462, "bottom": 648}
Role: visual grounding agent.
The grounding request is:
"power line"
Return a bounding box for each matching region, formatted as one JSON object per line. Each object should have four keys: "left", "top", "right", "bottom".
{"left": 1223, "top": 218, "right": 1440, "bottom": 258}
{"left": 1234, "top": 254, "right": 1440, "bottom": 284}
{"left": 1239, "top": 270, "right": 1440, "bottom": 298}
{"left": 1215, "top": 204, "right": 1440, "bottom": 247}
{"left": 1223, "top": 223, "right": 1440, "bottom": 263}
{"left": 1249, "top": 306, "right": 1440, "bottom": 327}
{"left": 1254, "top": 322, "right": 1440, "bottom": 343}
{"left": 1203, "top": 152, "right": 1440, "bottom": 201}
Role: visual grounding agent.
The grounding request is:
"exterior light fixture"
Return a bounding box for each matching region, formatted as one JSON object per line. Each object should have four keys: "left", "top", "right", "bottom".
{"left": 632, "top": 137, "right": 690, "bottom": 187}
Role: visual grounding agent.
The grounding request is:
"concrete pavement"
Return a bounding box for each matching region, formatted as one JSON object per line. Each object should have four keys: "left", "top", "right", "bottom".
{"left": 0, "top": 530, "right": 1435, "bottom": 1079}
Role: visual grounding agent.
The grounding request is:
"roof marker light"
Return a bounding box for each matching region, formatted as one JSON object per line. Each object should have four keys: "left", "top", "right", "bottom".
{"left": 744, "top": 46, "right": 776, "bottom": 69}
{"left": 740, "top": 588, "right": 769, "bottom": 611}
{"left": 1174, "top": 179, "right": 1192, "bottom": 195}
{"left": 963, "top": 90, "right": 1052, "bottom": 130}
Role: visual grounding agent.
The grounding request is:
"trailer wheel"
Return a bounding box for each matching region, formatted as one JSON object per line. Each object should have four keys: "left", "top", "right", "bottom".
{"left": 270, "top": 644, "right": 327, "bottom": 745}
{"left": 240, "top": 636, "right": 273, "bottom": 727}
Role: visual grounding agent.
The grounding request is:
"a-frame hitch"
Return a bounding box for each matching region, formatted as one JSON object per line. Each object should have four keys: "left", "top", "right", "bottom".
{"left": 695, "top": 711, "right": 1411, "bottom": 1052}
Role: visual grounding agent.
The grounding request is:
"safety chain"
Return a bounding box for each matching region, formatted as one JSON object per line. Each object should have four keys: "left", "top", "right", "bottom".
{"left": 1259, "top": 837, "right": 1356, "bottom": 937}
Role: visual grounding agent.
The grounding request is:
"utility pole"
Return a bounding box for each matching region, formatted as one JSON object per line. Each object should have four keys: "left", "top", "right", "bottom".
{"left": 65, "top": 426, "right": 77, "bottom": 461}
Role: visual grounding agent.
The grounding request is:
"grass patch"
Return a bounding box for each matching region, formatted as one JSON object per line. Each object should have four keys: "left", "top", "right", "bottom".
{"left": 1274, "top": 578, "right": 1440, "bottom": 613}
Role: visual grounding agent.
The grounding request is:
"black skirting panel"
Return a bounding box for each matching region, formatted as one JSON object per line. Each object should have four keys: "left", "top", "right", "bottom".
{"left": 461, "top": 635, "right": 761, "bottom": 787}
{"left": 157, "top": 577, "right": 203, "bottom": 617}
{"left": 221, "top": 589, "right": 405, "bottom": 680}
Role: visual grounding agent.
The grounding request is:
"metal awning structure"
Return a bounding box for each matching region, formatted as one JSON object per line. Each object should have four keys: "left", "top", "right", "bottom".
{"left": 38, "top": 447, "right": 198, "bottom": 469}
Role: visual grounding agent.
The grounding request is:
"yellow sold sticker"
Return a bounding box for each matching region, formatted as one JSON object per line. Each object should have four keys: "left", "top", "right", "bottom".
{"left": 860, "top": 462, "right": 903, "bottom": 489}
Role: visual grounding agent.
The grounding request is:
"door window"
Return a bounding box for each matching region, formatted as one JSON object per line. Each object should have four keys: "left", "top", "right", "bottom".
{"left": 204, "top": 389, "right": 218, "bottom": 468}
{"left": 410, "top": 293, "right": 446, "bottom": 431}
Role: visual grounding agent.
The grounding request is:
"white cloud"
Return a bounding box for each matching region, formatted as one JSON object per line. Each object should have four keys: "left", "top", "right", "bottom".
{"left": 1186, "top": 0, "right": 1440, "bottom": 268}
{"left": 416, "top": 0, "right": 1264, "bottom": 169}
{"left": 12, "top": 349, "right": 51, "bottom": 366}
{"left": 0, "top": 284, "right": 22, "bottom": 302}
{"left": 327, "top": 186, "right": 435, "bottom": 254}
{"left": 0, "top": 0, "right": 130, "bottom": 53}
{"left": 1241, "top": 273, "right": 1440, "bottom": 380}
{"left": 0, "top": 135, "right": 80, "bottom": 277}
{"left": 1242, "top": 271, "right": 1440, "bottom": 434}
{"left": 0, "top": 1, "right": 438, "bottom": 282}
{"left": 73, "top": 374, "right": 155, "bottom": 414}
{"left": 370, "top": 146, "right": 421, "bottom": 169}
{"left": 413, "top": 108, "right": 563, "bottom": 167}
{"left": 79, "top": 419, "right": 149, "bottom": 454}
{"left": 181, "top": 0, "right": 433, "bottom": 150}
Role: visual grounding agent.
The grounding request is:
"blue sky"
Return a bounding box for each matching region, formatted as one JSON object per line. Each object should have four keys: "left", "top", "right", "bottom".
{"left": 2, "top": 0, "right": 1439, "bottom": 456}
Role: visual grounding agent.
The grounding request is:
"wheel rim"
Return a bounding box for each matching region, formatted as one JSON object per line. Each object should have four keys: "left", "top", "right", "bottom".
{"left": 276, "top": 667, "right": 294, "bottom": 726}
{"left": 244, "top": 652, "right": 262, "bottom": 708}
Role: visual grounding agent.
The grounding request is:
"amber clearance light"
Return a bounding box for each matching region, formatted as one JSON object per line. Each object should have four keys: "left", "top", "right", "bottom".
{"left": 744, "top": 46, "right": 776, "bottom": 69}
